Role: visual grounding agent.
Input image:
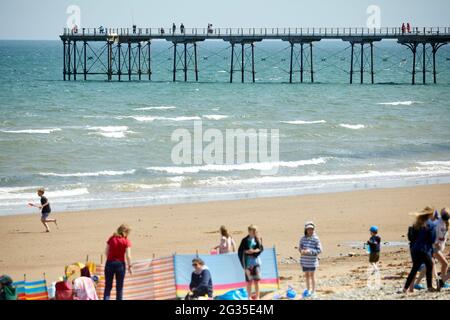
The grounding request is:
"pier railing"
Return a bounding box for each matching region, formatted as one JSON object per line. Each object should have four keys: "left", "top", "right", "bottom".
{"left": 62, "top": 27, "right": 450, "bottom": 38}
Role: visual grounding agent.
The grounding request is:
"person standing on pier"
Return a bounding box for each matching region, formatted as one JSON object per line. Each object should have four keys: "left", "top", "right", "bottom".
{"left": 407, "top": 23, "right": 411, "bottom": 33}
{"left": 402, "top": 23, "right": 406, "bottom": 35}
{"left": 172, "top": 23, "right": 176, "bottom": 34}
{"left": 180, "top": 23, "right": 185, "bottom": 34}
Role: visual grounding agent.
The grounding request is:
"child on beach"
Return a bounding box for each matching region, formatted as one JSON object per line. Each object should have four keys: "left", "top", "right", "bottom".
{"left": 299, "top": 221, "right": 322, "bottom": 298}
{"left": 213, "top": 225, "right": 236, "bottom": 254}
{"left": 29, "top": 188, "right": 57, "bottom": 232}
{"left": 434, "top": 208, "right": 449, "bottom": 289}
{"left": 367, "top": 226, "right": 381, "bottom": 273}
{"left": 238, "top": 225, "right": 264, "bottom": 300}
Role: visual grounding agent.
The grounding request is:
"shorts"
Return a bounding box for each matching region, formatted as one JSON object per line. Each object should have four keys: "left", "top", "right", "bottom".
{"left": 369, "top": 252, "right": 380, "bottom": 263}
{"left": 245, "top": 265, "right": 261, "bottom": 282}
{"left": 41, "top": 211, "right": 50, "bottom": 220}
{"left": 302, "top": 266, "right": 316, "bottom": 272}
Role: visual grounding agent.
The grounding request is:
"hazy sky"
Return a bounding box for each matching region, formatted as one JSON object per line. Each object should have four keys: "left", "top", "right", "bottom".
{"left": 0, "top": 0, "right": 449, "bottom": 40}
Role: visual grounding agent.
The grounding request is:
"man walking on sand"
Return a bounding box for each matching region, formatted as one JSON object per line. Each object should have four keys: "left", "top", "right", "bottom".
{"left": 29, "top": 188, "right": 58, "bottom": 232}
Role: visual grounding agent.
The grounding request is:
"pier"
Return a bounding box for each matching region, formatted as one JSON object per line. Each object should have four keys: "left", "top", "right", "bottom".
{"left": 60, "top": 27, "right": 450, "bottom": 84}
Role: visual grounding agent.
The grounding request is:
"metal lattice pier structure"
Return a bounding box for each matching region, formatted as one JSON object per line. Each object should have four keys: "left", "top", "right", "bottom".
{"left": 60, "top": 27, "right": 450, "bottom": 84}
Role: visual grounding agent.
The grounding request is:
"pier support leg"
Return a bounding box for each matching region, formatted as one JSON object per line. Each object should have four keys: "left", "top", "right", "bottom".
{"left": 370, "top": 42, "right": 374, "bottom": 84}
{"left": 360, "top": 43, "right": 364, "bottom": 84}
{"left": 230, "top": 43, "right": 234, "bottom": 83}
{"left": 241, "top": 43, "right": 245, "bottom": 83}
{"left": 350, "top": 43, "right": 354, "bottom": 84}
{"left": 173, "top": 43, "right": 177, "bottom": 82}
{"left": 300, "top": 43, "right": 304, "bottom": 83}
{"left": 289, "top": 42, "right": 293, "bottom": 83}
{"left": 83, "top": 41, "right": 87, "bottom": 81}
{"left": 63, "top": 40, "right": 66, "bottom": 81}
{"left": 412, "top": 44, "right": 417, "bottom": 85}
{"left": 310, "top": 43, "right": 314, "bottom": 83}
{"left": 433, "top": 45, "right": 437, "bottom": 84}
{"left": 184, "top": 43, "right": 188, "bottom": 82}
{"left": 148, "top": 41, "right": 151, "bottom": 81}
{"left": 107, "top": 41, "right": 112, "bottom": 81}
{"left": 73, "top": 41, "right": 77, "bottom": 81}
{"left": 138, "top": 43, "right": 142, "bottom": 81}
{"left": 423, "top": 43, "right": 426, "bottom": 85}
{"left": 118, "top": 43, "right": 122, "bottom": 81}
{"left": 194, "top": 43, "right": 199, "bottom": 82}
{"left": 68, "top": 41, "right": 71, "bottom": 81}
{"left": 128, "top": 42, "right": 132, "bottom": 81}
{"left": 251, "top": 43, "right": 255, "bottom": 83}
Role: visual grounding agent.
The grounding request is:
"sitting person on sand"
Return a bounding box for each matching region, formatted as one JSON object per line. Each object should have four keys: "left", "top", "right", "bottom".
{"left": 187, "top": 258, "right": 213, "bottom": 299}
{"left": 213, "top": 225, "right": 236, "bottom": 254}
{"left": 403, "top": 207, "right": 437, "bottom": 293}
{"left": 29, "top": 188, "right": 58, "bottom": 232}
{"left": 299, "top": 221, "right": 322, "bottom": 298}
{"left": 367, "top": 226, "right": 381, "bottom": 273}
{"left": 238, "top": 225, "right": 264, "bottom": 300}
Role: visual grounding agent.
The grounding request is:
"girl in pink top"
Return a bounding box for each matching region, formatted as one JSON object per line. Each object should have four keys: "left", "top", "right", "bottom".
{"left": 213, "top": 226, "right": 236, "bottom": 254}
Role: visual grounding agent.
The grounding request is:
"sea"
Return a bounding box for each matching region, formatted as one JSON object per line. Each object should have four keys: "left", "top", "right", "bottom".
{"left": 1, "top": 39, "right": 450, "bottom": 215}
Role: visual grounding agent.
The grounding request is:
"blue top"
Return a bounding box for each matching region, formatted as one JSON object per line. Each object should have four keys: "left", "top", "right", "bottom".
{"left": 409, "top": 220, "right": 436, "bottom": 257}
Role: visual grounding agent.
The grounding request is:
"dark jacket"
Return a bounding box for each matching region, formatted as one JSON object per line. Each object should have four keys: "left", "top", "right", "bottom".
{"left": 190, "top": 268, "right": 213, "bottom": 298}
{"left": 407, "top": 221, "right": 436, "bottom": 257}
{"left": 237, "top": 236, "right": 264, "bottom": 268}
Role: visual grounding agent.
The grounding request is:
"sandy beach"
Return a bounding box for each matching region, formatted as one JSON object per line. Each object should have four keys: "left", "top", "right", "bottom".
{"left": 1, "top": 184, "right": 449, "bottom": 299}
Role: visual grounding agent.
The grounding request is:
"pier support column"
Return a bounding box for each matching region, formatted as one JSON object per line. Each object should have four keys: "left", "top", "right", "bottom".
{"left": 147, "top": 41, "right": 151, "bottom": 81}
{"left": 289, "top": 42, "right": 294, "bottom": 83}
{"left": 230, "top": 43, "right": 235, "bottom": 83}
{"left": 184, "top": 43, "right": 188, "bottom": 82}
{"left": 422, "top": 43, "right": 426, "bottom": 85}
{"left": 194, "top": 42, "right": 199, "bottom": 82}
{"left": 350, "top": 43, "right": 354, "bottom": 84}
{"left": 370, "top": 42, "right": 374, "bottom": 84}
{"left": 310, "top": 43, "right": 314, "bottom": 83}
{"left": 172, "top": 41, "right": 201, "bottom": 82}
{"left": 63, "top": 40, "right": 67, "bottom": 81}
{"left": 67, "top": 40, "right": 71, "bottom": 80}
{"left": 118, "top": 43, "right": 122, "bottom": 81}
{"left": 83, "top": 41, "right": 87, "bottom": 81}
{"left": 251, "top": 43, "right": 255, "bottom": 83}
{"left": 360, "top": 43, "right": 364, "bottom": 84}
{"left": 128, "top": 41, "right": 132, "bottom": 81}
{"left": 107, "top": 41, "right": 112, "bottom": 81}
{"left": 73, "top": 41, "right": 77, "bottom": 81}
{"left": 286, "top": 41, "right": 317, "bottom": 83}
{"left": 138, "top": 43, "right": 142, "bottom": 81}
{"left": 172, "top": 43, "right": 177, "bottom": 82}
{"left": 241, "top": 43, "right": 245, "bottom": 83}
{"left": 348, "top": 41, "right": 377, "bottom": 84}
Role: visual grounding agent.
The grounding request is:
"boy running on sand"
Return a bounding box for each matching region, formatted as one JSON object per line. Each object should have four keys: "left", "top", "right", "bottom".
{"left": 299, "top": 221, "right": 322, "bottom": 298}
{"left": 367, "top": 226, "right": 381, "bottom": 273}
{"left": 29, "top": 188, "right": 57, "bottom": 232}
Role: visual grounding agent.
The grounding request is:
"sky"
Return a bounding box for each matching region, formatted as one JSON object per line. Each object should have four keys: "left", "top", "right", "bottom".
{"left": 0, "top": 0, "right": 449, "bottom": 40}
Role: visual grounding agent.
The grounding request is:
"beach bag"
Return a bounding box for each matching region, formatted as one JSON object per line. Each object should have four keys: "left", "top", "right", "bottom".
{"left": 215, "top": 288, "right": 248, "bottom": 300}
{"left": 55, "top": 280, "right": 73, "bottom": 300}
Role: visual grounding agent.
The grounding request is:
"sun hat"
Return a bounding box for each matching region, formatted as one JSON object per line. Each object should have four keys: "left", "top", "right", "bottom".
{"left": 369, "top": 226, "right": 378, "bottom": 233}
{"left": 304, "top": 221, "right": 315, "bottom": 230}
{"left": 408, "top": 206, "right": 435, "bottom": 217}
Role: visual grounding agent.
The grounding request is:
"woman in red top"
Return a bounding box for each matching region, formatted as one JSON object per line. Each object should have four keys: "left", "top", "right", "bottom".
{"left": 104, "top": 224, "right": 133, "bottom": 300}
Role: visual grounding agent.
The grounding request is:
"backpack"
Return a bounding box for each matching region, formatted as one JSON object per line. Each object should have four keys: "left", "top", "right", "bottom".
{"left": 55, "top": 280, "right": 74, "bottom": 300}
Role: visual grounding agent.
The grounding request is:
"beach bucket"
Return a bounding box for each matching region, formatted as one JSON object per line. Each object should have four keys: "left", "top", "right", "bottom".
{"left": 210, "top": 249, "right": 218, "bottom": 255}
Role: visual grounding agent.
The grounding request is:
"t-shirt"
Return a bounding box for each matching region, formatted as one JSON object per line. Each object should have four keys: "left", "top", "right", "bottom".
{"left": 245, "top": 237, "right": 261, "bottom": 267}
{"left": 368, "top": 235, "right": 381, "bottom": 253}
{"left": 40, "top": 196, "right": 51, "bottom": 214}
{"left": 107, "top": 236, "right": 131, "bottom": 262}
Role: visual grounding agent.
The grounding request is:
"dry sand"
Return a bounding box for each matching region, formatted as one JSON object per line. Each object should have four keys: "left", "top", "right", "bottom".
{"left": 1, "top": 184, "right": 449, "bottom": 299}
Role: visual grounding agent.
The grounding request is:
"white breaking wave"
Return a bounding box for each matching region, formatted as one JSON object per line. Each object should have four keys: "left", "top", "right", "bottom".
{"left": 202, "top": 115, "right": 229, "bottom": 120}
{"left": 1, "top": 128, "right": 62, "bottom": 134}
{"left": 133, "top": 106, "right": 176, "bottom": 111}
{"left": 194, "top": 168, "right": 450, "bottom": 187}
{"left": 281, "top": 120, "right": 327, "bottom": 125}
{"left": 377, "top": 101, "right": 420, "bottom": 106}
{"left": 121, "top": 116, "right": 201, "bottom": 122}
{"left": 0, "top": 188, "right": 89, "bottom": 201}
{"left": 339, "top": 124, "right": 365, "bottom": 130}
{"left": 417, "top": 160, "right": 450, "bottom": 167}
{"left": 39, "top": 170, "right": 136, "bottom": 177}
{"left": 87, "top": 126, "right": 132, "bottom": 138}
{"left": 147, "top": 157, "right": 328, "bottom": 174}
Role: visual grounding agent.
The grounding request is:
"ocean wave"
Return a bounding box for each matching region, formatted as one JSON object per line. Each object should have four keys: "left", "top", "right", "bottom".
{"left": 0, "top": 128, "right": 62, "bottom": 134}
{"left": 281, "top": 120, "right": 327, "bottom": 125}
{"left": 377, "top": 101, "right": 420, "bottom": 106}
{"left": 120, "top": 116, "right": 201, "bottom": 122}
{"left": 147, "top": 157, "right": 328, "bottom": 174}
{"left": 0, "top": 187, "right": 89, "bottom": 200}
{"left": 202, "top": 115, "right": 229, "bottom": 120}
{"left": 194, "top": 168, "right": 450, "bottom": 187}
{"left": 133, "top": 106, "right": 176, "bottom": 111}
{"left": 87, "top": 126, "right": 132, "bottom": 138}
{"left": 113, "top": 182, "right": 181, "bottom": 192}
{"left": 38, "top": 170, "right": 136, "bottom": 177}
{"left": 339, "top": 124, "right": 365, "bottom": 130}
